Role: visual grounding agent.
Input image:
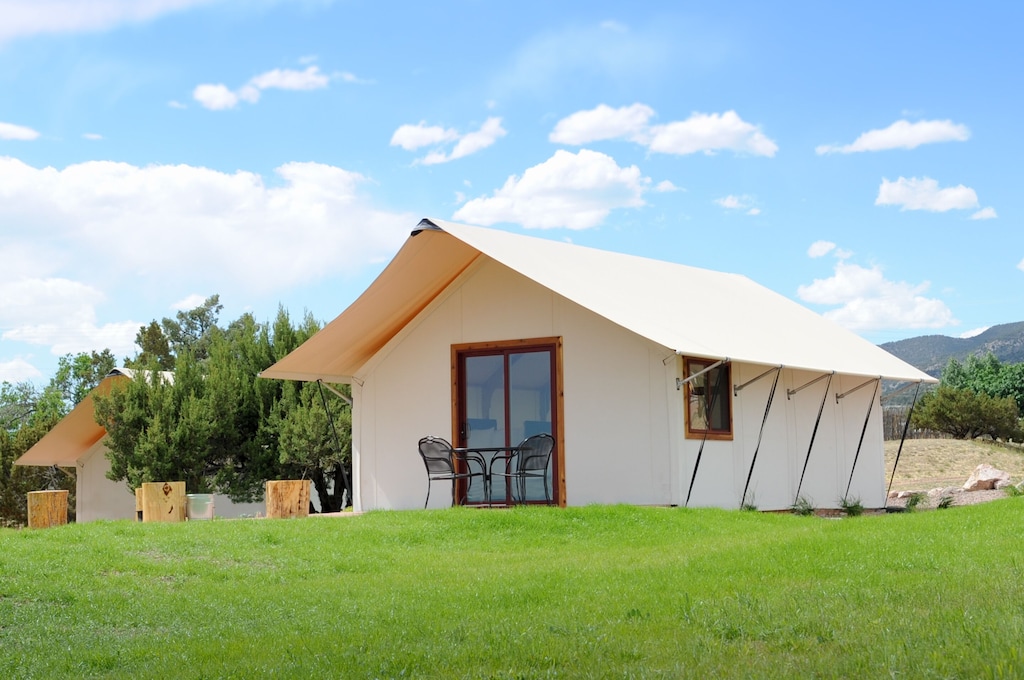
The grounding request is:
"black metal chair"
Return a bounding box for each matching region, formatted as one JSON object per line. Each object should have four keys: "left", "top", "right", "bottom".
{"left": 489, "top": 433, "right": 555, "bottom": 505}
{"left": 417, "top": 436, "right": 486, "bottom": 509}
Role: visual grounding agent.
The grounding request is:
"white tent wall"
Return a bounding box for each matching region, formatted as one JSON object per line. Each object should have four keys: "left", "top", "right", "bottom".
{"left": 77, "top": 439, "right": 136, "bottom": 522}
{"left": 76, "top": 443, "right": 265, "bottom": 521}
{"left": 349, "top": 257, "right": 675, "bottom": 511}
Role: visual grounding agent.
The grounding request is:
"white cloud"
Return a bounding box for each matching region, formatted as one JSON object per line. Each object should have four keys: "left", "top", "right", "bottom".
{"left": 1017, "top": 258, "right": 1024, "bottom": 273}
{"left": 648, "top": 111, "right": 778, "bottom": 157}
{"left": 167, "top": 100, "right": 187, "bottom": 109}
{"left": 715, "top": 194, "right": 760, "bottom": 214}
{"left": 959, "top": 327, "right": 990, "bottom": 339}
{"left": 194, "top": 65, "right": 336, "bottom": 110}
{"left": 82, "top": 132, "right": 103, "bottom": 140}
{"left": 797, "top": 261, "right": 955, "bottom": 331}
{"left": 808, "top": 241, "right": 836, "bottom": 258}
{"left": 390, "top": 122, "right": 459, "bottom": 151}
{"left": 394, "top": 118, "right": 507, "bottom": 165}
{"left": 193, "top": 83, "right": 239, "bottom": 110}
{"left": 248, "top": 65, "right": 330, "bottom": 92}
{"left": 0, "top": 358, "right": 42, "bottom": 382}
{"left": 452, "top": 149, "right": 648, "bottom": 229}
{"left": 875, "top": 176, "right": 979, "bottom": 212}
{"left": 0, "top": 156, "right": 413, "bottom": 295}
{"left": 422, "top": 118, "right": 507, "bottom": 165}
{"left": 970, "top": 207, "right": 997, "bottom": 220}
{"left": 816, "top": 119, "right": 970, "bottom": 155}
{"left": 171, "top": 294, "right": 208, "bottom": 311}
{"left": 549, "top": 103, "right": 654, "bottom": 145}
{"left": 550, "top": 105, "right": 777, "bottom": 157}
{"left": 0, "top": 278, "right": 139, "bottom": 358}
{"left": 0, "top": 0, "right": 218, "bottom": 44}
{"left": 654, "top": 180, "right": 678, "bottom": 192}
{"left": 0, "top": 121, "right": 40, "bottom": 140}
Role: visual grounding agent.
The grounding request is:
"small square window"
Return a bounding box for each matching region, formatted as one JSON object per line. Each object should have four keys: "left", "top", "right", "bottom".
{"left": 684, "top": 359, "right": 732, "bottom": 440}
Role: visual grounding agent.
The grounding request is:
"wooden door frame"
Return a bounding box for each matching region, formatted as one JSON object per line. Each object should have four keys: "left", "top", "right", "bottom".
{"left": 451, "top": 337, "right": 565, "bottom": 507}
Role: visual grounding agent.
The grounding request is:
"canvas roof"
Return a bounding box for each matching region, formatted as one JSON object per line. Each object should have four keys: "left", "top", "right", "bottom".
{"left": 15, "top": 368, "right": 171, "bottom": 467}
{"left": 261, "top": 218, "right": 935, "bottom": 384}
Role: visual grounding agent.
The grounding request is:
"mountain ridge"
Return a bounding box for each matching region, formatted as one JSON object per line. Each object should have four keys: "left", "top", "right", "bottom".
{"left": 880, "top": 321, "right": 1024, "bottom": 376}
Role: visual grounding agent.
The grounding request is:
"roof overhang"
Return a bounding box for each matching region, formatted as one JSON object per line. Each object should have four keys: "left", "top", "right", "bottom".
{"left": 261, "top": 218, "right": 936, "bottom": 385}
{"left": 15, "top": 373, "right": 128, "bottom": 467}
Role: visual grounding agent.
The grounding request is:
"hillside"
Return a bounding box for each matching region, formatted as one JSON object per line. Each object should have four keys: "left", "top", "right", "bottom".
{"left": 881, "top": 321, "right": 1024, "bottom": 376}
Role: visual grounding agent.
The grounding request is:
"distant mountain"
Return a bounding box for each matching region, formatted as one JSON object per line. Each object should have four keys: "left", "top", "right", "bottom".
{"left": 880, "top": 321, "right": 1024, "bottom": 377}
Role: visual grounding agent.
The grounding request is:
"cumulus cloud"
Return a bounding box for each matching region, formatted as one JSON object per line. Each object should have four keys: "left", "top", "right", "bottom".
{"left": 452, "top": 149, "right": 649, "bottom": 229}
{"left": 171, "top": 294, "right": 208, "bottom": 311}
{"left": 193, "top": 65, "right": 339, "bottom": 110}
{"left": 549, "top": 103, "right": 654, "bottom": 145}
{"left": 0, "top": 358, "right": 42, "bottom": 382}
{"left": 0, "top": 156, "right": 414, "bottom": 365}
{"left": 648, "top": 111, "right": 778, "bottom": 157}
{"left": 0, "top": 156, "right": 413, "bottom": 292}
{"left": 550, "top": 104, "right": 777, "bottom": 157}
{"left": 0, "top": 278, "right": 140, "bottom": 358}
{"left": 970, "top": 207, "right": 997, "bottom": 220}
{"left": 816, "top": 119, "right": 970, "bottom": 154}
{"left": 807, "top": 241, "right": 836, "bottom": 258}
{"left": 798, "top": 260, "right": 955, "bottom": 332}
{"left": 875, "top": 176, "right": 979, "bottom": 212}
{"left": 959, "top": 327, "right": 990, "bottom": 339}
{"left": 714, "top": 194, "right": 760, "bottom": 214}
{"left": 393, "top": 117, "right": 507, "bottom": 164}
{"left": 82, "top": 132, "right": 103, "bottom": 141}
{"left": 0, "top": 0, "right": 218, "bottom": 44}
{"left": 390, "top": 122, "right": 459, "bottom": 151}
{"left": 0, "top": 121, "right": 40, "bottom": 140}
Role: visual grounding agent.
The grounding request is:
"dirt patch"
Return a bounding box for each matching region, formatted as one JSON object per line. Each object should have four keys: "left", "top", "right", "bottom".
{"left": 883, "top": 438, "right": 1024, "bottom": 508}
{"left": 884, "top": 438, "right": 1024, "bottom": 491}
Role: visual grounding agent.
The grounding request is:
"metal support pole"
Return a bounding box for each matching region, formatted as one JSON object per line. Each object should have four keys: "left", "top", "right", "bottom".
{"left": 740, "top": 367, "right": 781, "bottom": 508}
{"left": 844, "top": 378, "right": 880, "bottom": 498}
{"left": 317, "top": 380, "right": 354, "bottom": 507}
{"left": 886, "top": 381, "right": 923, "bottom": 498}
{"left": 793, "top": 372, "right": 834, "bottom": 503}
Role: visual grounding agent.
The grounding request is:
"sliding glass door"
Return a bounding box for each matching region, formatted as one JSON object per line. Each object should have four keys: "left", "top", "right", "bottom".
{"left": 455, "top": 340, "right": 560, "bottom": 505}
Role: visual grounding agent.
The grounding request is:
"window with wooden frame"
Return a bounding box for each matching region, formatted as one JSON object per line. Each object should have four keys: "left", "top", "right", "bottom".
{"left": 683, "top": 358, "right": 733, "bottom": 440}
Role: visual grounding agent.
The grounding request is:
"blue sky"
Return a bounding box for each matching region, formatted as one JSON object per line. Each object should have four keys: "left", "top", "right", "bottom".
{"left": 1, "top": 0, "right": 1022, "bottom": 384}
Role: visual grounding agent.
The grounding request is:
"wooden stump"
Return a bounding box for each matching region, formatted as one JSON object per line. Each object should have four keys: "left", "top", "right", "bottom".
{"left": 139, "top": 482, "right": 186, "bottom": 523}
{"left": 265, "top": 480, "right": 310, "bottom": 519}
{"left": 27, "top": 490, "right": 68, "bottom": 529}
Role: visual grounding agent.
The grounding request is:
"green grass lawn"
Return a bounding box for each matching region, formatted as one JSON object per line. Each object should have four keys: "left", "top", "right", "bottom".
{"left": 2, "top": 502, "right": 1023, "bottom": 679}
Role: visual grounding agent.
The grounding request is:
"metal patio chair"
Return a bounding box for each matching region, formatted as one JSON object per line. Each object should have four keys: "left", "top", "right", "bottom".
{"left": 417, "top": 436, "right": 486, "bottom": 509}
{"left": 488, "top": 433, "right": 555, "bottom": 505}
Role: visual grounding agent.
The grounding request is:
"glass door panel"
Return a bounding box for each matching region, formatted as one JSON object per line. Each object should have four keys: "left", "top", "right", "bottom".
{"left": 508, "top": 350, "right": 553, "bottom": 503}
{"left": 462, "top": 354, "right": 504, "bottom": 504}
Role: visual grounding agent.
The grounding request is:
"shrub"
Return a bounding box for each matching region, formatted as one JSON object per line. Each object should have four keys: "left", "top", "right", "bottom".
{"left": 790, "top": 496, "right": 815, "bottom": 516}
{"left": 839, "top": 496, "right": 864, "bottom": 517}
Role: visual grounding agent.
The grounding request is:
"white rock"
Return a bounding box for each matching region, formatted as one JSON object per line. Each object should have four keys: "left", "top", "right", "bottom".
{"left": 963, "top": 464, "right": 1010, "bottom": 492}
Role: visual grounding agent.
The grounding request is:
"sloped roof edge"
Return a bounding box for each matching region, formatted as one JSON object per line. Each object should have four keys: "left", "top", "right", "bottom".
{"left": 261, "top": 218, "right": 935, "bottom": 384}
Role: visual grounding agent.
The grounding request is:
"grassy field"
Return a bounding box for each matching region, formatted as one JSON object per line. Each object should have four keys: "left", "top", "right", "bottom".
{"left": 2, "top": 502, "right": 1024, "bottom": 678}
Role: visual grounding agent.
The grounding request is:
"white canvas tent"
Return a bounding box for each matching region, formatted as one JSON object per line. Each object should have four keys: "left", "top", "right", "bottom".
{"left": 262, "top": 218, "right": 934, "bottom": 512}
{"left": 16, "top": 369, "right": 263, "bottom": 522}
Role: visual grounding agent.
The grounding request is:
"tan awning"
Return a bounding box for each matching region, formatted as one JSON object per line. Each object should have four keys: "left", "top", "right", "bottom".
{"left": 15, "top": 374, "right": 127, "bottom": 467}
{"left": 261, "top": 218, "right": 935, "bottom": 385}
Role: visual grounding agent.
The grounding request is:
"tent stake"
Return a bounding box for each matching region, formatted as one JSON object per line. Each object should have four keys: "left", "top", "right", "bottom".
{"left": 740, "top": 367, "right": 781, "bottom": 508}
{"left": 886, "top": 381, "right": 922, "bottom": 498}
{"left": 843, "top": 378, "right": 880, "bottom": 498}
{"left": 793, "top": 372, "right": 833, "bottom": 503}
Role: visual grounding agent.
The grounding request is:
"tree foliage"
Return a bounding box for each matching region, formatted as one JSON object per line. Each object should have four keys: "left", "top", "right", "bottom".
{"left": 911, "top": 354, "right": 1024, "bottom": 440}
{"left": 912, "top": 385, "right": 1020, "bottom": 440}
{"left": 94, "top": 303, "right": 352, "bottom": 510}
